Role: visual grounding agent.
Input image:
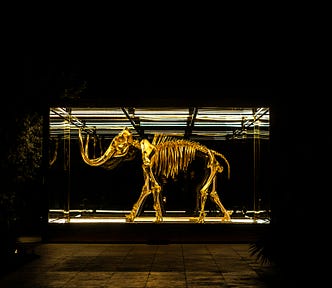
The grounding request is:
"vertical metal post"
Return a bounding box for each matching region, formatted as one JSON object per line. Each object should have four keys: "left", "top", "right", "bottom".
{"left": 253, "top": 114, "right": 261, "bottom": 215}
{"left": 42, "top": 107, "right": 50, "bottom": 235}
{"left": 63, "top": 108, "right": 71, "bottom": 222}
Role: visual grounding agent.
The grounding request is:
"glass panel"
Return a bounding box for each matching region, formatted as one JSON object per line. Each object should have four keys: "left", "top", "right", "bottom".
{"left": 48, "top": 107, "right": 270, "bottom": 224}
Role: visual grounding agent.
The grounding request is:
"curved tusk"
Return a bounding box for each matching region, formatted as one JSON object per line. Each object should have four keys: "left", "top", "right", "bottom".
{"left": 78, "top": 128, "right": 117, "bottom": 166}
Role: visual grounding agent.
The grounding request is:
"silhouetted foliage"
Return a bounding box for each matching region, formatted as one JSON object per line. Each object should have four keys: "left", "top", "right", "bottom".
{"left": 0, "top": 110, "right": 44, "bottom": 258}
{"left": 249, "top": 235, "right": 275, "bottom": 265}
{"left": 8, "top": 112, "right": 43, "bottom": 183}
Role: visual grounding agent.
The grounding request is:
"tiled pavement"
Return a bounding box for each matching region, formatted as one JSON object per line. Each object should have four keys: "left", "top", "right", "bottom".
{"left": 0, "top": 243, "right": 282, "bottom": 288}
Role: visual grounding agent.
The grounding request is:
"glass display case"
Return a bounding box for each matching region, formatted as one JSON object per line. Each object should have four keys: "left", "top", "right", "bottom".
{"left": 48, "top": 107, "right": 270, "bottom": 225}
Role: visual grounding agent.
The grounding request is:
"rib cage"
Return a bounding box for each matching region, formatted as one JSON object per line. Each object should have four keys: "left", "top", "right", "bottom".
{"left": 151, "top": 139, "right": 215, "bottom": 179}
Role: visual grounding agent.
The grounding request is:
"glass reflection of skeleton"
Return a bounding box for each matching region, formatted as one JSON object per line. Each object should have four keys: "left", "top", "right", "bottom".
{"left": 78, "top": 127, "right": 231, "bottom": 223}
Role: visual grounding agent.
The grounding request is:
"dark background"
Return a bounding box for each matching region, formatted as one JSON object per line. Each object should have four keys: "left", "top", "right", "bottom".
{"left": 17, "top": 37, "right": 326, "bottom": 284}
{"left": 16, "top": 13, "right": 328, "bottom": 285}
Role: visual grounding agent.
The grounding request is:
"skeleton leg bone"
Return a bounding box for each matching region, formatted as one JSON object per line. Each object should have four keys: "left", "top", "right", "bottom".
{"left": 125, "top": 187, "right": 151, "bottom": 222}
{"left": 196, "top": 153, "right": 227, "bottom": 223}
{"left": 151, "top": 184, "right": 163, "bottom": 222}
{"left": 148, "top": 167, "right": 163, "bottom": 222}
{"left": 209, "top": 177, "right": 231, "bottom": 221}
{"left": 197, "top": 188, "right": 208, "bottom": 223}
{"left": 125, "top": 165, "right": 152, "bottom": 222}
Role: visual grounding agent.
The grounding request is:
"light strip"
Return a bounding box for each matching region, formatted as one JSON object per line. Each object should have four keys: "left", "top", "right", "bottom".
{"left": 48, "top": 217, "right": 269, "bottom": 224}
{"left": 140, "top": 122, "right": 187, "bottom": 127}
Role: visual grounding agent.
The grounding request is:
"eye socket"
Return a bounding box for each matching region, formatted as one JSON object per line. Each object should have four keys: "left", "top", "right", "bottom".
{"left": 117, "top": 135, "right": 125, "bottom": 142}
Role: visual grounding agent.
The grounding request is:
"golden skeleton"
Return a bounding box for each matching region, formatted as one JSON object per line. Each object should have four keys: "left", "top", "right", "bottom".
{"left": 78, "top": 127, "right": 231, "bottom": 223}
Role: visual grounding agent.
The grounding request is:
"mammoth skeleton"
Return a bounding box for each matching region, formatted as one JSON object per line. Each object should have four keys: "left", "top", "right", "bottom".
{"left": 78, "top": 127, "right": 231, "bottom": 223}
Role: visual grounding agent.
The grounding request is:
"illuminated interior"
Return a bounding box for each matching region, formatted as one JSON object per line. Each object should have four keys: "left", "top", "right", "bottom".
{"left": 50, "top": 107, "right": 270, "bottom": 140}
{"left": 48, "top": 107, "right": 270, "bottom": 224}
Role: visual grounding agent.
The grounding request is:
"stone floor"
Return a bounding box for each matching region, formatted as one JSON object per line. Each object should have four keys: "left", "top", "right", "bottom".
{"left": 0, "top": 243, "right": 282, "bottom": 288}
